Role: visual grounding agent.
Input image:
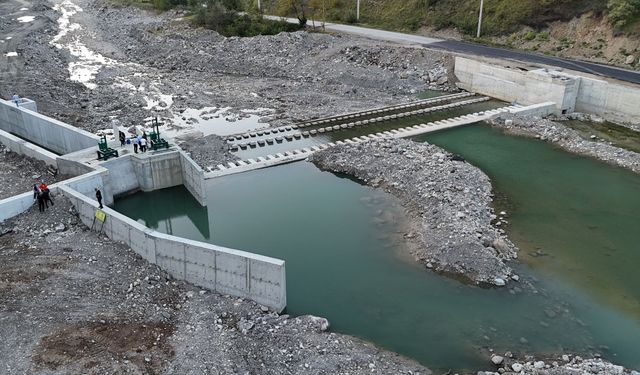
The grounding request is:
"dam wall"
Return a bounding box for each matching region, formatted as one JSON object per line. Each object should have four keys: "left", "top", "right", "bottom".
{"left": 0, "top": 99, "right": 100, "bottom": 155}
{"left": 454, "top": 57, "right": 640, "bottom": 123}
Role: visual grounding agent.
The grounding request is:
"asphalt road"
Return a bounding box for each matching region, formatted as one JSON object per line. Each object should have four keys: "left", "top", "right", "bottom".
{"left": 269, "top": 16, "right": 640, "bottom": 85}
{"left": 430, "top": 40, "right": 640, "bottom": 85}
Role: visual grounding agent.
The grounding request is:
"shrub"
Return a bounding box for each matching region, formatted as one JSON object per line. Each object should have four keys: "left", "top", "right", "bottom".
{"left": 537, "top": 31, "right": 550, "bottom": 41}
{"left": 524, "top": 31, "right": 537, "bottom": 40}
{"left": 607, "top": 0, "right": 640, "bottom": 28}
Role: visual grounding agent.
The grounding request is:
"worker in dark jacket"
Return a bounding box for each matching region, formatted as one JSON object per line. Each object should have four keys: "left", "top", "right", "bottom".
{"left": 95, "top": 188, "right": 103, "bottom": 209}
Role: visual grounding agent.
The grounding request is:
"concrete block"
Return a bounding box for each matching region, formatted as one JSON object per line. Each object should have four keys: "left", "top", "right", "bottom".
{"left": 184, "top": 244, "right": 217, "bottom": 290}
{"left": 154, "top": 233, "right": 186, "bottom": 279}
{"left": 215, "top": 251, "right": 248, "bottom": 296}
{"left": 248, "top": 258, "right": 286, "bottom": 311}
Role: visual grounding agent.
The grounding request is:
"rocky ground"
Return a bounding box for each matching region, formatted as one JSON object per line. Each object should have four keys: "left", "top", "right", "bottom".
{"left": 0, "top": 143, "right": 71, "bottom": 200}
{"left": 489, "top": 114, "right": 640, "bottom": 174}
{"left": 310, "top": 138, "right": 518, "bottom": 286}
{"left": 483, "top": 353, "right": 640, "bottom": 375}
{"left": 0, "top": 192, "right": 433, "bottom": 375}
{"left": 1, "top": 0, "right": 454, "bottom": 170}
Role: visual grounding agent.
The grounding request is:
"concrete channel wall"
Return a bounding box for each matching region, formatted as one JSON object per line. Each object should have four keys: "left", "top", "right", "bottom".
{"left": 454, "top": 57, "right": 640, "bottom": 123}
{"left": 179, "top": 150, "right": 207, "bottom": 206}
{"left": 0, "top": 99, "right": 99, "bottom": 155}
{"left": 131, "top": 150, "right": 183, "bottom": 192}
{"left": 0, "top": 190, "right": 39, "bottom": 223}
{"left": 0, "top": 128, "right": 58, "bottom": 167}
{"left": 59, "top": 183, "right": 286, "bottom": 312}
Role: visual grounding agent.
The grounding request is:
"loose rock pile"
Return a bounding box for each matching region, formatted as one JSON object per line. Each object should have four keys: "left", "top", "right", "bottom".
{"left": 0, "top": 144, "right": 70, "bottom": 200}
{"left": 483, "top": 353, "right": 637, "bottom": 375}
{"left": 310, "top": 138, "right": 517, "bottom": 285}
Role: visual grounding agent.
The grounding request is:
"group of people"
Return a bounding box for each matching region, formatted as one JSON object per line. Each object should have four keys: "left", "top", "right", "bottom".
{"left": 33, "top": 182, "right": 104, "bottom": 212}
{"left": 33, "top": 181, "right": 54, "bottom": 212}
{"left": 118, "top": 131, "right": 149, "bottom": 154}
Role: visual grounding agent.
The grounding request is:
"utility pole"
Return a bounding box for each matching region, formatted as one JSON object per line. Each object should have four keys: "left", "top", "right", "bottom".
{"left": 322, "top": 0, "right": 326, "bottom": 30}
{"left": 356, "top": 0, "right": 360, "bottom": 22}
{"left": 476, "top": 0, "right": 484, "bottom": 38}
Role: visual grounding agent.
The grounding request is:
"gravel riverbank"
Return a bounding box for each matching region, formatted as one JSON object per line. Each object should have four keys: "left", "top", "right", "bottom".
{"left": 490, "top": 115, "right": 640, "bottom": 174}
{"left": 310, "top": 138, "right": 518, "bottom": 286}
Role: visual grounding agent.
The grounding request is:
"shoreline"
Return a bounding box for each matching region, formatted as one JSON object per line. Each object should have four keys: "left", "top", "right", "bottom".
{"left": 310, "top": 138, "right": 518, "bottom": 286}
{"left": 489, "top": 114, "right": 640, "bottom": 175}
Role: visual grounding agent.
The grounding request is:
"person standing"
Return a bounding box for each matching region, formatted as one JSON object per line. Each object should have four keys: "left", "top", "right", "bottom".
{"left": 139, "top": 136, "right": 147, "bottom": 152}
{"left": 12, "top": 93, "right": 20, "bottom": 107}
{"left": 37, "top": 191, "right": 46, "bottom": 212}
{"left": 95, "top": 188, "right": 103, "bottom": 209}
{"left": 133, "top": 137, "right": 139, "bottom": 154}
{"left": 119, "top": 131, "right": 126, "bottom": 147}
{"left": 42, "top": 188, "right": 54, "bottom": 207}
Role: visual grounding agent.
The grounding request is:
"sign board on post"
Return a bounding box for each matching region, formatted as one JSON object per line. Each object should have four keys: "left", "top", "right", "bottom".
{"left": 95, "top": 209, "right": 106, "bottom": 222}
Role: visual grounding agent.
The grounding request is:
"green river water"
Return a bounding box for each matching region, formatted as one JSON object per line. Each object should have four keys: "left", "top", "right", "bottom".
{"left": 114, "top": 124, "right": 640, "bottom": 372}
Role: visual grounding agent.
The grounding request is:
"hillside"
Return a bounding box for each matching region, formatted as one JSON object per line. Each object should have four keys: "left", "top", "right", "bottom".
{"left": 262, "top": 0, "right": 640, "bottom": 69}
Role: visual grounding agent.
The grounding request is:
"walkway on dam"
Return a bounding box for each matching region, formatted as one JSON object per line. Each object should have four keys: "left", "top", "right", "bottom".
{"left": 203, "top": 101, "right": 556, "bottom": 179}
{"left": 267, "top": 16, "right": 640, "bottom": 85}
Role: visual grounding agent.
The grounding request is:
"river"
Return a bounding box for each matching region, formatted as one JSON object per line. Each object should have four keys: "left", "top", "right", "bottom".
{"left": 114, "top": 123, "right": 640, "bottom": 372}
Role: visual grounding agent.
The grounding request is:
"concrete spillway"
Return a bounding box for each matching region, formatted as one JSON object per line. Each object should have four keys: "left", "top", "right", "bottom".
{"left": 204, "top": 102, "right": 555, "bottom": 179}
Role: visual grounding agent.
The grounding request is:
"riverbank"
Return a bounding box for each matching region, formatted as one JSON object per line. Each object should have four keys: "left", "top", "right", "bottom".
{"left": 310, "top": 138, "right": 517, "bottom": 286}
{"left": 489, "top": 115, "right": 640, "bottom": 174}
{"left": 0, "top": 196, "right": 432, "bottom": 374}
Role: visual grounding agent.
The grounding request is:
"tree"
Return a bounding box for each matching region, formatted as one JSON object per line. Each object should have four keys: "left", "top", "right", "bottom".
{"left": 276, "top": 0, "right": 310, "bottom": 25}
{"left": 608, "top": 0, "right": 640, "bottom": 28}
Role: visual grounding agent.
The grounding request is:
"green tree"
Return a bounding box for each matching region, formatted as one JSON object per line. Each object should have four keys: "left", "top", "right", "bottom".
{"left": 275, "top": 0, "right": 310, "bottom": 25}
{"left": 608, "top": 0, "right": 640, "bottom": 28}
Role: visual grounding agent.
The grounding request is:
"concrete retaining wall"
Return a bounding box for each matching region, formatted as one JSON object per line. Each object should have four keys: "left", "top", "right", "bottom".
{"left": 100, "top": 155, "right": 140, "bottom": 197}
{"left": 131, "top": 151, "right": 184, "bottom": 192}
{"left": 179, "top": 150, "right": 207, "bottom": 206}
{"left": 575, "top": 77, "right": 640, "bottom": 124}
{"left": 59, "top": 183, "right": 286, "bottom": 311}
{"left": 0, "top": 128, "right": 58, "bottom": 167}
{"left": 0, "top": 191, "right": 36, "bottom": 223}
{"left": 0, "top": 99, "right": 99, "bottom": 155}
{"left": 454, "top": 57, "right": 640, "bottom": 123}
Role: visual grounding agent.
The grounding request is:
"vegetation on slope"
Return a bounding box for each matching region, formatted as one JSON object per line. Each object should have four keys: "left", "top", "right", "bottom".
{"left": 265, "top": 0, "right": 640, "bottom": 35}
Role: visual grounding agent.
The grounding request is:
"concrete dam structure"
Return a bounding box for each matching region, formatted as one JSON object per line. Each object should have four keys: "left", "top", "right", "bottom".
{"left": 2, "top": 55, "right": 614, "bottom": 312}
{"left": 454, "top": 56, "right": 640, "bottom": 124}
{"left": 0, "top": 98, "right": 287, "bottom": 312}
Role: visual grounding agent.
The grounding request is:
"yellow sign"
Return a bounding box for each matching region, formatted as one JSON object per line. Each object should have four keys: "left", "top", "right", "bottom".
{"left": 95, "top": 209, "right": 107, "bottom": 222}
